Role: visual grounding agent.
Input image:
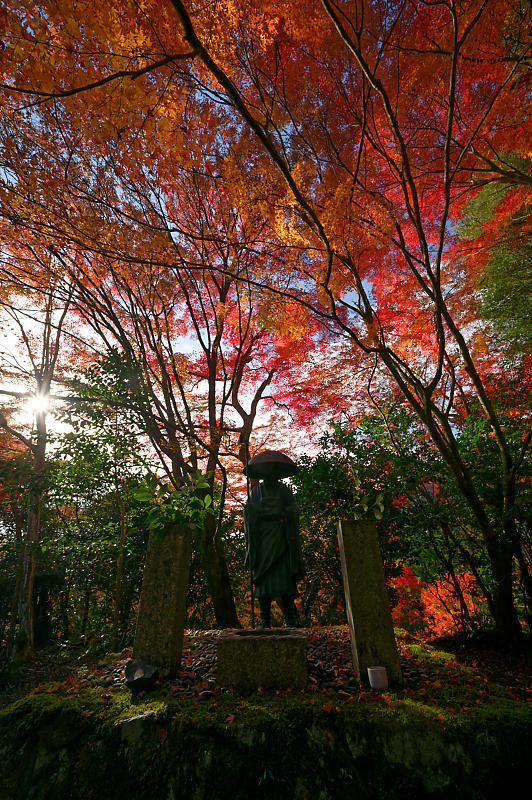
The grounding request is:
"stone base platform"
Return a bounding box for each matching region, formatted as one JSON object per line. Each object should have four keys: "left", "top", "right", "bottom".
{"left": 216, "top": 628, "right": 308, "bottom": 691}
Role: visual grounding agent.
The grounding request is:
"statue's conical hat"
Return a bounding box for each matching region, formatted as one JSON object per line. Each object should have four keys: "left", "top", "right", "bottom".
{"left": 243, "top": 450, "right": 299, "bottom": 479}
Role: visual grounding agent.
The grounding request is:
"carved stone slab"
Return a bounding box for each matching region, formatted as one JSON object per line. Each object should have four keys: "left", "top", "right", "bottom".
{"left": 133, "top": 525, "right": 192, "bottom": 678}
{"left": 217, "top": 628, "right": 308, "bottom": 691}
{"left": 337, "top": 519, "right": 402, "bottom": 686}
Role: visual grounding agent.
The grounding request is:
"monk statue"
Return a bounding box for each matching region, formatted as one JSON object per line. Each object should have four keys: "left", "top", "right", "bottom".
{"left": 243, "top": 451, "right": 304, "bottom": 628}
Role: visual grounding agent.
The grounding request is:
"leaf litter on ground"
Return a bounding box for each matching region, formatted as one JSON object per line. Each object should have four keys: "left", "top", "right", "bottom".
{"left": 1, "top": 627, "right": 530, "bottom": 714}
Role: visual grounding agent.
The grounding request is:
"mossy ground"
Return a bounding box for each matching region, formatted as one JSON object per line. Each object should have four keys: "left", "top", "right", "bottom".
{"left": 0, "top": 629, "right": 530, "bottom": 799}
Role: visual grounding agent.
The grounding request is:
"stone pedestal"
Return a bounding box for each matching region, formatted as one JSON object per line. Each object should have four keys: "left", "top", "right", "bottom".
{"left": 133, "top": 525, "right": 193, "bottom": 678}
{"left": 337, "top": 519, "right": 402, "bottom": 685}
{"left": 217, "top": 628, "right": 308, "bottom": 691}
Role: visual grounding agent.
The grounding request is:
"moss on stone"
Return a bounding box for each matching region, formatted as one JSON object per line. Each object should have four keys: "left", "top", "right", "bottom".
{"left": 0, "top": 638, "right": 530, "bottom": 799}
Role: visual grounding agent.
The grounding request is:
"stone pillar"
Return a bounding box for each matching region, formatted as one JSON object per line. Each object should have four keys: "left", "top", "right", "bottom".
{"left": 337, "top": 519, "right": 402, "bottom": 685}
{"left": 133, "top": 525, "right": 193, "bottom": 678}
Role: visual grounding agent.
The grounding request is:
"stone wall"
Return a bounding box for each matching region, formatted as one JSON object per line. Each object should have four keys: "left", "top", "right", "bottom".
{"left": 1, "top": 692, "right": 530, "bottom": 799}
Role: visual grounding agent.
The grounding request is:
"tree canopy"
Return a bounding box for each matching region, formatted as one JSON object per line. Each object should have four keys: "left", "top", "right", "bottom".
{"left": 0, "top": 0, "right": 530, "bottom": 650}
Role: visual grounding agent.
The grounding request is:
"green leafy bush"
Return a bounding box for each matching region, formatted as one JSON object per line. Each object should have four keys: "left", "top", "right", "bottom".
{"left": 133, "top": 472, "right": 213, "bottom": 537}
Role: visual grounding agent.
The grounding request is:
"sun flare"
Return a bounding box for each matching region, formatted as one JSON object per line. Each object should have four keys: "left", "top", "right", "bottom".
{"left": 26, "top": 394, "right": 50, "bottom": 416}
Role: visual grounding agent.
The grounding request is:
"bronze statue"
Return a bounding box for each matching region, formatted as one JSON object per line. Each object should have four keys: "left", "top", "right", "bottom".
{"left": 243, "top": 451, "right": 304, "bottom": 628}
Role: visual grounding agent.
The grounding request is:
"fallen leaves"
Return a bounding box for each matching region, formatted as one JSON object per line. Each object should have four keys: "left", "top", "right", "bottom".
{"left": 3, "top": 627, "right": 530, "bottom": 724}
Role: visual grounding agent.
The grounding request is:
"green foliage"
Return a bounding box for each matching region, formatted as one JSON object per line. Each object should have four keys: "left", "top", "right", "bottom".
{"left": 478, "top": 239, "right": 532, "bottom": 356}
{"left": 293, "top": 390, "right": 530, "bottom": 633}
{"left": 293, "top": 405, "right": 441, "bottom": 587}
{"left": 132, "top": 472, "right": 213, "bottom": 537}
{"left": 72, "top": 346, "right": 152, "bottom": 415}
{"left": 25, "top": 355, "right": 156, "bottom": 651}
{"left": 0, "top": 452, "right": 50, "bottom": 520}
{"left": 455, "top": 181, "right": 505, "bottom": 240}
{"left": 456, "top": 398, "right": 531, "bottom": 531}
{"left": 456, "top": 165, "right": 531, "bottom": 356}
{"left": 52, "top": 349, "right": 153, "bottom": 507}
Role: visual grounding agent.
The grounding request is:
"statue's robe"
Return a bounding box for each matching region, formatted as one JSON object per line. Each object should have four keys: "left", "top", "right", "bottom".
{"left": 244, "top": 482, "right": 304, "bottom": 599}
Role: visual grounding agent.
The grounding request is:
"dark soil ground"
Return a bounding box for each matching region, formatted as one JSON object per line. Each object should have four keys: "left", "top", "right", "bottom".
{"left": 1, "top": 627, "right": 530, "bottom": 710}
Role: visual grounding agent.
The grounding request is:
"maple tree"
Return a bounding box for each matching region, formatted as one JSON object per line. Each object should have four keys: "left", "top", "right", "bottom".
{"left": 0, "top": 0, "right": 530, "bottom": 642}
{"left": 0, "top": 155, "right": 316, "bottom": 627}
{"left": 160, "top": 0, "right": 532, "bottom": 641}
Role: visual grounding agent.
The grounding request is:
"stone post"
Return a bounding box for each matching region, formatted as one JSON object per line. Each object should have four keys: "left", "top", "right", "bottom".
{"left": 217, "top": 629, "right": 308, "bottom": 691}
{"left": 133, "top": 525, "right": 193, "bottom": 678}
{"left": 337, "top": 519, "right": 402, "bottom": 685}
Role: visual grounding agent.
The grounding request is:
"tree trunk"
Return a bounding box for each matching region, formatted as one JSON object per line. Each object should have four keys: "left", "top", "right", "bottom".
{"left": 446, "top": 567, "right": 474, "bottom": 632}
{"left": 112, "top": 496, "right": 127, "bottom": 651}
{"left": 381, "top": 349, "right": 523, "bottom": 643}
{"left": 428, "top": 527, "right": 475, "bottom": 632}
{"left": 15, "top": 511, "right": 39, "bottom": 659}
{"left": 14, "top": 408, "right": 47, "bottom": 661}
{"left": 59, "top": 583, "right": 70, "bottom": 641}
{"left": 202, "top": 516, "right": 239, "bottom": 628}
{"left": 7, "top": 510, "right": 24, "bottom": 655}
{"left": 81, "top": 577, "right": 90, "bottom": 637}
{"left": 489, "top": 542, "right": 522, "bottom": 644}
{"left": 302, "top": 577, "right": 320, "bottom": 624}
{"left": 515, "top": 540, "right": 532, "bottom": 633}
